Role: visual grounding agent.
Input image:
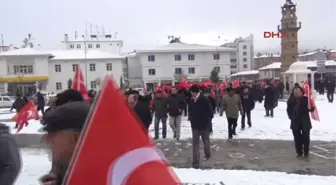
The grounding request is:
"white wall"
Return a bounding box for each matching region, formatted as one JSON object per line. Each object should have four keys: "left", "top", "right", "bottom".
{"left": 237, "top": 42, "right": 253, "bottom": 71}
{"left": 64, "top": 41, "right": 123, "bottom": 54}
{"left": 139, "top": 51, "right": 231, "bottom": 83}
{"left": 47, "top": 58, "right": 123, "bottom": 93}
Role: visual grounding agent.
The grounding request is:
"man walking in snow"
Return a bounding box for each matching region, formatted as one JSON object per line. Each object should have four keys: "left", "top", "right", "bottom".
{"left": 167, "top": 88, "right": 185, "bottom": 141}
{"left": 188, "top": 85, "right": 213, "bottom": 168}
{"left": 152, "top": 90, "right": 168, "bottom": 139}
{"left": 220, "top": 87, "right": 243, "bottom": 141}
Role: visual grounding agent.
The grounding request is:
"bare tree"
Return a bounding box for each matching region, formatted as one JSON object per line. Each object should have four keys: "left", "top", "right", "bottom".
{"left": 67, "top": 78, "right": 72, "bottom": 89}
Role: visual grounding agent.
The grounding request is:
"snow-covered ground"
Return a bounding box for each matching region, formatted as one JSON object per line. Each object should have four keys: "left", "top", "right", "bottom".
{"left": 2, "top": 95, "right": 336, "bottom": 141}
{"left": 18, "top": 149, "right": 336, "bottom": 185}
{"left": 4, "top": 95, "right": 334, "bottom": 184}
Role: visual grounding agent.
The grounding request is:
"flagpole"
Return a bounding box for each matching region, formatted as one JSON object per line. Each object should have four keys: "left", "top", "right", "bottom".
{"left": 84, "top": 21, "right": 88, "bottom": 88}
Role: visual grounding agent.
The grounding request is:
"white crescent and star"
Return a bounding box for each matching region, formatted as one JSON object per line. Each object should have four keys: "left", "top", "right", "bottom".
{"left": 107, "top": 147, "right": 167, "bottom": 185}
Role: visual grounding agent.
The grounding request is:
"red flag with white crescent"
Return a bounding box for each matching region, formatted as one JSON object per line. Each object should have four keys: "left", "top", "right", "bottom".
{"left": 71, "top": 66, "right": 90, "bottom": 103}
{"left": 63, "top": 76, "right": 180, "bottom": 185}
{"left": 302, "top": 80, "right": 320, "bottom": 121}
{"left": 12, "top": 100, "right": 39, "bottom": 132}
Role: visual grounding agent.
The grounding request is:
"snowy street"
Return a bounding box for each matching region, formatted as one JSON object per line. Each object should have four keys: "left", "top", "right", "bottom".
{"left": 0, "top": 96, "right": 335, "bottom": 184}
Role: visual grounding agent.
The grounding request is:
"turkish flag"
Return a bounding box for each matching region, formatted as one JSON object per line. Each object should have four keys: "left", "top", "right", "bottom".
{"left": 12, "top": 100, "right": 39, "bottom": 132}
{"left": 72, "top": 66, "right": 90, "bottom": 103}
{"left": 302, "top": 80, "right": 320, "bottom": 121}
{"left": 232, "top": 79, "right": 240, "bottom": 88}
{"left": 63, "top": 76, "right": 180, "bottom": 185}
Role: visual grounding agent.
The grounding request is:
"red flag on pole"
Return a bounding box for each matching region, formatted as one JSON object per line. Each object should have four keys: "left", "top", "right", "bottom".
{"left": 302, "top": 80, "right": 320, "bottom": 121}
{"left": 63, "top": 76, "right": 180, "bottom": 185}
{"left": 72, "top": 66, "right": 90, "bottom": 103}
{"left": 11, "top": 100, "right": 39, "bottom": 132}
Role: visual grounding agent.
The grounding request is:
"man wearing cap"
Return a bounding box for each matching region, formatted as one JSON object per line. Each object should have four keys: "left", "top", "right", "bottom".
{"left": 188, "top": 85, "right": 213, "bottom": 168}
{"left": 40, "top": 102, "right": 90, "bottom": 185}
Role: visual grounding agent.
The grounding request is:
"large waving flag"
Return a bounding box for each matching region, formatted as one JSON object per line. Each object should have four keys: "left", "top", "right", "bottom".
{"left": 12, "top": 100, "right": 39, "bottom": 132}
{"left": 63, "top": 76, "right": 180, "bottom": 185}
{"left": 72, "top": 66, "right": 90, "bottom": 103}
{"left": 302, "top": 80, "right": 320, "bottom": 121}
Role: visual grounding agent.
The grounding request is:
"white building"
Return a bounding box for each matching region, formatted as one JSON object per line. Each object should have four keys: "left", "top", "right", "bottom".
{"left": 62, "top": 33, "right": 123, "bottom": 54}
{"left": 136, "top": 42, "right": 234, "bottom": 88}
{"left": 0, "top": 48, "right": 124, "bottom": 95}
{"left": 221, "top": 34, "right": 254, "bottom": 74}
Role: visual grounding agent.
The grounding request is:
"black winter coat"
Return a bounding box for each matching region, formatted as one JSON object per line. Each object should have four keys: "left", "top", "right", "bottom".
{"left": 10, "top": 98, "right": 26, "bottom": 112}
{"left": 206, "top": 96, "right": 216, "bottom": 117}
{"left": 0, "top": 123, "right": 21, "bottom": 185}
{"left": 326, "top": 82, "right": 335, "bottom": 93}
{"left": 152, "top": 97, "right": 168, "bottom": 118}
{"left": 134, "top": 96, "right": 152, "bottom": 129}
{"left": 189, "top": 95, "right": 213, "bottom": 131}
{"left": 240, "top": 93, "right": 255, "bottom": 112}
{"left": 286, "top": 96, "right": 314, "bottom": 131}
{"left": 166, "top": 94, "right": 185, "bottom": 117}
{"left": 264, "top": 86, "right": 275, "bottom": 109}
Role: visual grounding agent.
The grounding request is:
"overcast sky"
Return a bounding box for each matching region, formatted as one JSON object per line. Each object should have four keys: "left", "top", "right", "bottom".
{"left": 1, "top": 0, "right": 335, "bottom": 53}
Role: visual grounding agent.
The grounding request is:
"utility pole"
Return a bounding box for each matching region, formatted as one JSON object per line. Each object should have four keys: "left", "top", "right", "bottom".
{"left": 1, "top": 34, "right": 4, "bottom": 52}
{"left": 216, "top": 36, "right": 220, "bottom": 67}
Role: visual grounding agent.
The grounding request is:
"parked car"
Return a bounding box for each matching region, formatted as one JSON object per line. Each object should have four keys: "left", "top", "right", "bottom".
{"left": 0, "top": 96, "right": 15, "bottom": 108}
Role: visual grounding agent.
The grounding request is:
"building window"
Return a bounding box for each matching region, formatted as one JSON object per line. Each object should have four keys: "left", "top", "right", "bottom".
{"left": 214, "top": 66, "right": 220, "bottom": 73}
{"left": 175, "top": 68, "right": 182, "bottom": 74}
{"left": 148, "top": 55, "right": 155, "bottom": 62}
{"left": 13, "top": 65, "right": 34, "bottom": 74}
{"left": 106, "top": 63, "right": 112, "bottom": 71}
{"left": 174, "top": 54, "right": 182, "bottom": 61}
{"left": 56, "top": 82, "right": 62, "bottom": 90}
{"left": 55, "top": 64, "right": 61, "bottom": 72}
{"left": 243, "top": 58, "right": 247, "bottom": 62}
{"left": 90, "top": 81, "right": 97, "bottom": 89}
{"left": 292, "top": 44, "right": 294, "bottom": 48}
{"left": 188, "top": 54, "right": 195, "bottom": 61}
{"left": 96, "top": 44, "right": 100, "bottom": 48}
{"left": 77, "top": 44, "right": 81, "bottom": 49}
{"left": 89, "top": 64, "right": 96, "bottom": 71}
{"left": 292, "top": 56, "right": 296, "bottom": 59}
{"left": 243, "top": 51, "right": 247, "bottom": 56}
{"left": 230, "top": 59, "right": 237, "bottom": 62}
{"left": 148, "top": 69, "right": 155, "bottom": 75}
{"left": 230, "top": 65, "right": 237, "bottom": 69}
{"left": 72, "top": 64, "right": 78, "bottom": 72}
{"left": 188, "top": 67, "right": 195, "bottom": 74}
{"left": 213, "top": 53, "right": 220, "bottom": 60}
{"left": 70, "top": 44, "right": 74, "bottom": 49}
{"left": 242, "top": 45, "right": 247, "bottom": 49}
{"left": 88, "top": 44, "right": 92, "bottom": 48}
{"left": 243, "top": 64, "right": 248, "bottom": 68}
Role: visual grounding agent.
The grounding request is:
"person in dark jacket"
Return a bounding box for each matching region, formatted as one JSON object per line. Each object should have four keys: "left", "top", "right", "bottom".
{"left": 203, "top": 88, "right": 216, "bottom": 134}
{"left": 129, "top": 91, "right": 152, "bottom": 131}
{"left": 0, "top": 123, "right": 21, "bottom": 185}
{"left": 188, "top": 85, "right": 213, "bottom": 168}
{"left": 40, "top": 102, "right": 90, "bottom": 185}
{"left": 325, "top": 80, "right": 335, "bottom": 103}
{"left": 286, "top": 86, "right": 314, "bottom": 160}
{"left": 36, "top": 91, "right": 46, "bottom": 115}
{"left": 10, "top": 94, "right": 28, "bottom": 128}
{"left": 264, "top": 83, "right": 275, "bottom": 117}
{"left": 152, "top": 90, "right": 168, "bottom": 139}
{"left": 240, "top": 87, "right": 255, "bottom": 129}
{"left": 167, "top": 88, "right": 185, "bottom": 140}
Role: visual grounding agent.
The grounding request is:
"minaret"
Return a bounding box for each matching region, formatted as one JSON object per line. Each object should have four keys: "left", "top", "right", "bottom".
{"left": 278, "top": 0, "right": 301, "bottom": 73}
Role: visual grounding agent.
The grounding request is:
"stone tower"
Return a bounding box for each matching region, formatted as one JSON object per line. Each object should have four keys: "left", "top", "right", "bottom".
{"left": 278, "top": 0, "right": 301, "bottom": 73}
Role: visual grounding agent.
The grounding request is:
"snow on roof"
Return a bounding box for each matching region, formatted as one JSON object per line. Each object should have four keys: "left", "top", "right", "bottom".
{"left": 137, "top": 42, "right": 235, "bottom": 53}
{"left": 122, "top": 52, "right": 137, "bottom": 57}
{"left": 299, "top": 51, "right": 319, "bottom": 57}
{"left": 49, "top": 50, "right": 124, "bottom": 60}
{"left": 330, "top": 49, "right": 336, "bottom": 53}
{"left": 231, "top": 70, "right": 259, "bottom": 77}
{"left": 254, "top": 53, "right": 280, "bottom": 59}
{"left": 258, "top": 62, "right": 281, "bottom": 70}
{"left": 0, "top": 48, "right": 52, "bottom": 56}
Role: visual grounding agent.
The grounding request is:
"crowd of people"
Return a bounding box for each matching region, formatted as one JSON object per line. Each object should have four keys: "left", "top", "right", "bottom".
{"left": 0, "top": 78, "right": 334, "bottom": 184}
